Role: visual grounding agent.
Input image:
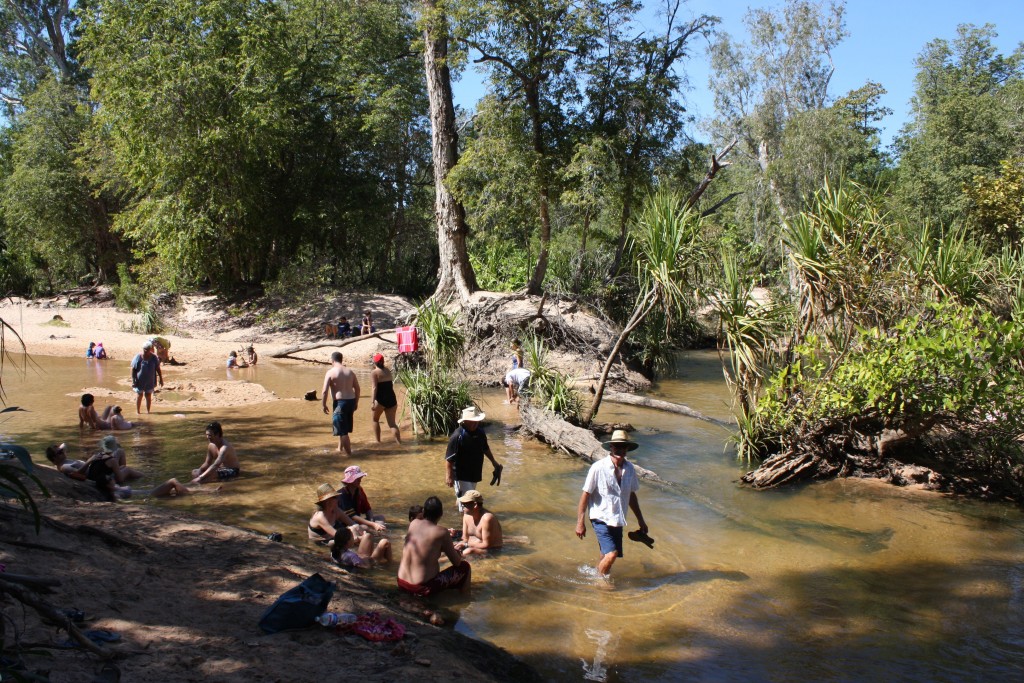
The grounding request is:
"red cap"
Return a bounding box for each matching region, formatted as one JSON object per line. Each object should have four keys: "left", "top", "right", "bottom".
{"left": 372, "top": 353, "right": 384, "bottom": 364}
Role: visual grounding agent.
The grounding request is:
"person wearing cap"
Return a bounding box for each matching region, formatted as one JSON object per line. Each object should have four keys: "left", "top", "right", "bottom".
{"left": 190, "top": 421, "right": 240, "bottom": 483}
{"left": 445, "top": 406, "right": 503, "bottom": 511}
{"left": 454, "top": 490, "right": 503, "bottom": 557}
{"left": 308, "top": 483, "right": 360, "bottom": 544}
{"left": 338, "top": 465, "right": 386, "bottom": 534}
{"left": 321, "top": 351, "right": 360, "bottom": 455}
{"left": 397, "top": 495, "right": 471, "bottom": 597}
{"left": 370, "top": 353, "right": 401, "bottom": 444}
{"left": 130, "top": 340, "right": 163, "bottom": 414}
{"left": 575, "top": 429, "right": 649, "bottom": 580}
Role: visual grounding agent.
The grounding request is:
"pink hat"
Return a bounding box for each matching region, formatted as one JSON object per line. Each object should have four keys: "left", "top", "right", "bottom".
{"left": 341, "top": 465, "right": 367, "bottom": 484}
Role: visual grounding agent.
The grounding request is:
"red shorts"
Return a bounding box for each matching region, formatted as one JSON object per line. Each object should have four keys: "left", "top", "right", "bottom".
{"left": 397, "top": 561, "right": 471, "bottom": 597}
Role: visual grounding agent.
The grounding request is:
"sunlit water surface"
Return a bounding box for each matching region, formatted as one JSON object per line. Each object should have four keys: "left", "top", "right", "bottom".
{"left": 5, "top": 351, "right": 1024, "bottom": 682}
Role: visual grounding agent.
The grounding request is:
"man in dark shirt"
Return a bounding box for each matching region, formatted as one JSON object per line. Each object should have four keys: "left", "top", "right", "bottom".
{"left": 445, "top": 406, "right": 503, "bottom": 511}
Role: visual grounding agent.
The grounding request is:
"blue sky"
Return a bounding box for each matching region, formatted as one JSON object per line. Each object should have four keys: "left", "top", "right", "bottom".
{"left": 452, "top": 0, "right": 1022, "bottom": 150}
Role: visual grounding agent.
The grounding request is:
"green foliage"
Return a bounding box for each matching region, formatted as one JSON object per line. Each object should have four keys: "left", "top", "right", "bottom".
{"left": 757, "top": 302, "right": 1024, "bottom": 447}
{"left": 397, "top": 368, "right": 473, "bottom": 437}
{"left": 416, "top": 300, "right": 465, "bottom": 370}
{"left": 522, "top": 333, "right": 583, "bottom": 421}
{"left": 468, "top": 239, "right": 532, "bottom": 293}
{"left": 894, "top": 24, "right": 1024, "bottom": 229}
{"left": 112, "top": 263, "right": 145, "bottom": 311}
{"left": 964, "top": 156, "right": 1024, "bottom": 245}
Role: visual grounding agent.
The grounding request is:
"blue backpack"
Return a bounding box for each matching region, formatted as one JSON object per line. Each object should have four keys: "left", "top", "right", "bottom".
{"left": 258, "top": 573, "right": 335, "bottom": 634}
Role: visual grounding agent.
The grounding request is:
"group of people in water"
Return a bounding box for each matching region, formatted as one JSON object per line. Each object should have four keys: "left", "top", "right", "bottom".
{"left": 54, "top": 331, "right": 647, "bottom": 605}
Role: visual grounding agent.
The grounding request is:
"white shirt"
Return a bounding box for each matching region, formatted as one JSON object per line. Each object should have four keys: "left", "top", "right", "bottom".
{"left": 505, "top": 368, "right": 531, "bottom": 386}
{"left": 581, "top": 455, "right": 638, "bottom": 527}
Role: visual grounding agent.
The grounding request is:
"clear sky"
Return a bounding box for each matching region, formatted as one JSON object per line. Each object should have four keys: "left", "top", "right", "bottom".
{"left": 452, "top": 0, "right": 1023, "bottom": 151}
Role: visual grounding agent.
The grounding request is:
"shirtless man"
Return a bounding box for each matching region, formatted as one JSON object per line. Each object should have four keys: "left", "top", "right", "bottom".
{"left": 191, "top": 421, "right": 241, "bottom": 483}
{"left": 454, "top": 490, "right": 503, "bottom": 556}
{"left": 397, "top": 496, "right": 471, "bottom": 597}
{"left": 322, "top": 351, "right": 360, "bottom": 455}
{"left": 78, "top": 393, "right": 113, "bottom": 430}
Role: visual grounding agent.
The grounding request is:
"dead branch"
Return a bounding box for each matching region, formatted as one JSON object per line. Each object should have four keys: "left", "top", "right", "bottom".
{"left": 0, "top": 577, "right": 113, "bottom": 659}
{"left": 271, "top": 328, "right": 398, "bottom": 360}
{"left": 685, "top": 139, "right": 738, "bottom": 210}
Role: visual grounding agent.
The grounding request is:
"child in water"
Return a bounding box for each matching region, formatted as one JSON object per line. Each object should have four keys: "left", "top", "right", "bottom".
{"left": 330, "top": 525, "right": 391, "bottom": 568}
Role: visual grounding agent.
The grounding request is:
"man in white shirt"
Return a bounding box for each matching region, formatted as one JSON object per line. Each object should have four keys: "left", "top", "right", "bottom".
{"left": 575, "top": 430, "right": 649, "bottom": 579}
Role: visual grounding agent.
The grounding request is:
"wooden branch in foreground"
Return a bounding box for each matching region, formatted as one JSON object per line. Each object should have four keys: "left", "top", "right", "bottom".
{"left": 0, "top": 577, "right": 113, "bottom": 659}
{"left": 271, "top": 328, "right": 398, "bottom": 359}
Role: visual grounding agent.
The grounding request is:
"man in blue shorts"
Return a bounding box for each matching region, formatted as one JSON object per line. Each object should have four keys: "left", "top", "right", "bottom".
{"left": 322, "top": 351, "right": 360, "bottom": 455}
{"left": 575, "top": 430, "right": 649, "bottom": 580}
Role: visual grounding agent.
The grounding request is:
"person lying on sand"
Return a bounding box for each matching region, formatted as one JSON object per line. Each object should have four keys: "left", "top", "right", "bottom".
{"left": 47, "top": 443, "right": 132, "bottom": 501}
{"left": 330, "top": 525, "right": 391, "bottom": 568}
{"left": 191, "top": 421, "right": 240, "bottom": 483}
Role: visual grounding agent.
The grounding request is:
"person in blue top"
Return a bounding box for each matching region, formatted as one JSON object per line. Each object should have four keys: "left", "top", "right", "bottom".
{"left": 86, "top": 342, "right": 96, "bottom": 358}
{"left": 445, "top": 406, "right": 503, "bottom": 511}
{"left": 130, "top": 341, "right": 163, "bottom": 414}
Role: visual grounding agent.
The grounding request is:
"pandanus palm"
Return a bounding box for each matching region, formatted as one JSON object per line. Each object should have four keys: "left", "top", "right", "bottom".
{"left": 582, "top": 190, "right": 707, "bottom": 424}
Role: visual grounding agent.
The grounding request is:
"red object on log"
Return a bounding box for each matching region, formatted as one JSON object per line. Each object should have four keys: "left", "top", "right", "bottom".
{"left": 396, "top": 326, "right": 418, "bottom": 353}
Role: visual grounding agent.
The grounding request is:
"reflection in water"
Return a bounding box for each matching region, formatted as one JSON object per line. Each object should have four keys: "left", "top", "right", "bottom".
{"left": 6, "top": 351, "right": 1024, "bottom": 681}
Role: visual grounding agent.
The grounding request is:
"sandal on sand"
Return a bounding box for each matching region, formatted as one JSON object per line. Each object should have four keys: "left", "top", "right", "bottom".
{"left": 85, "top": 630, "right": 122, "bottom": 644}
{"left": 489, "top": 464, "right": 503, "bottom": 487}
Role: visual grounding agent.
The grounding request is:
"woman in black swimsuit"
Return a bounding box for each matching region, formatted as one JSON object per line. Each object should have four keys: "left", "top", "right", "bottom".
{"left": 370, "top": 353, "right": 402, "bottom": 444}
{"left": 308, "top": 483, "right": 358, "bottom": 544}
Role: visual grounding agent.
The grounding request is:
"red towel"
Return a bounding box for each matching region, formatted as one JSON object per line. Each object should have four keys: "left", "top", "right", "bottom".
{"left": 396, "top": 326, "right": 418, "bottom": 353}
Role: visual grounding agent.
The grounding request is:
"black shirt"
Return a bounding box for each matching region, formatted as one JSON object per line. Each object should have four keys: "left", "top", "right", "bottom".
{"left": 445, "top": 426, "right": 489, "bottom": 483}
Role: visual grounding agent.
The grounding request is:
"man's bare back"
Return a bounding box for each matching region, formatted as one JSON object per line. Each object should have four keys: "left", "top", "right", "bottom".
{"left": 322, "top": 363, "right": 359, "bottom": 402}
{"left": 398, "top": 518, "right": 461, "bottom": 585}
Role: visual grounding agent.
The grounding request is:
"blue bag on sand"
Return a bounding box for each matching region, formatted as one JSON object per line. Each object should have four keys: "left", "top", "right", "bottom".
{"left": 258, "top": 573, "right": 336, "bottom": 634}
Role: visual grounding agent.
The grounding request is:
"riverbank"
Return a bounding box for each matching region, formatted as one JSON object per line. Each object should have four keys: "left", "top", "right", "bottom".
{"left": 0, "top": 292, "right": 541, "bottom": 681}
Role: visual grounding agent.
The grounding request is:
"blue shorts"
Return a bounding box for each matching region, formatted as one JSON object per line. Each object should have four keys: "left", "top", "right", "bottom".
{"left": 591, "top": 519, "right": 623, "bottom": 558}
{"left": 332, "top": 398, "right": 356, "bottom": 436}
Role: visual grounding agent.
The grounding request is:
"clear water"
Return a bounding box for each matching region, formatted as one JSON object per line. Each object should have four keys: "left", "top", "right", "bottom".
{"left": 5, "top": 351, "right": 1024, "bottom": 682}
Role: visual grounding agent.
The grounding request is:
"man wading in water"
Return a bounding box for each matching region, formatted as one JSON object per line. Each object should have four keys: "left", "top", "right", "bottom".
{"left": 322, "top": 351, "right": 360, "bottom": 455}
{"left": 575, "top": 430, "right": 649, "bottom": 581}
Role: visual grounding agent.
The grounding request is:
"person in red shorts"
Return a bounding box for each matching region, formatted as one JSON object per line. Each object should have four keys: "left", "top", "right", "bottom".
{"left": 397, "top": 496, "right": 471, "bottom": 597}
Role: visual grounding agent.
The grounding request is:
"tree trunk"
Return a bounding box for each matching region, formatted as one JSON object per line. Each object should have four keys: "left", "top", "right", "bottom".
{"left": 525, "top": 84, "right": 550, "bottom": 295}
{"left": 603, "top": 390, "right": 734, "bottom": 429}
{"left": 423, "top": 1, "right": 476, "bottom": 303}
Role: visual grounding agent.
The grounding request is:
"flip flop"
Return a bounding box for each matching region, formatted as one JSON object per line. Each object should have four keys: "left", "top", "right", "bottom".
{"left": 627, "top": 530, "right": 655, "bottom": 549}
{"left": 85, "top": 629, "right": 122, "bottom": 644}
{"left": 489, "top": 464, "right": 503, "bottom": 487}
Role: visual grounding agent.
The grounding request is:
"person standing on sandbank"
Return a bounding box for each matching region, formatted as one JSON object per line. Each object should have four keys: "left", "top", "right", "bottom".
{"left": 130, "top": 341, "right": 163, "bottom": 414}
{"left": 575, "top": 430, "right": 649, "bottom": 581}
{"left": 322, "top": 351, "right": 360, "bottom": 455}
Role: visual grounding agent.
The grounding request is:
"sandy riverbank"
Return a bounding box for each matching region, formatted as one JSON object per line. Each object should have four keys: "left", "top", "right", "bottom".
{"left": 0, "top": 292, "right": 539, "bottom": 682}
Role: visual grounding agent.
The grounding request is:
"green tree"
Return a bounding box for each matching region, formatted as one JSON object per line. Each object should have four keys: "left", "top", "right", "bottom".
{"left": 894, "top": 24, "right": 1024, "bottom": 230}
{"left": 964, "top": 156, "right": 1024, "bottom": 245}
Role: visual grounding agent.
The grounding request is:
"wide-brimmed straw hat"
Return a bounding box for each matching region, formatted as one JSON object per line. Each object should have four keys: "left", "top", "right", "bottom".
{"left": 316, "top": 483, "right": 340, "bottom": 503}
{"left": 602, "top": 429, "right": 638, "bottom": 452}
{"left": 458, "top": 406, "right": 486, "bottom": 423}
{"left": 341, "top": 465, "right": 367, "bottom": 484}
{"left": 100, "top": 435, "right": 120, "bottom": 453}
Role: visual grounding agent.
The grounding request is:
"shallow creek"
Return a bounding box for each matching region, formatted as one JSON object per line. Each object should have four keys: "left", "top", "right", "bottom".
{"left": 5, "top": 351, "right": 1024, "bottom": 681}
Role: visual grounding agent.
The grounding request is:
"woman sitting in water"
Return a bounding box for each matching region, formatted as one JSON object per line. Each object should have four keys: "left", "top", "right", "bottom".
{"left": 308, "top": 483, "right": 360, "bottom": 545}
{"left": 110, "top": 405, "right": 136, "bottom": 430}
{"left": 370, "top": 353, "right": 401, "bottom": 444}
{"left": 79, "top": 393, "right": 113, "bottom": 430}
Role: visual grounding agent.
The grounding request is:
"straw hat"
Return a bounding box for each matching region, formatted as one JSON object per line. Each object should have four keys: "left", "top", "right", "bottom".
{"left": 457, "top": 489, "right": 482, "bottom": 505}
{"left": 100, "top": 435, "right": 120, "bottom": 453}
{"left": 602, "top": 429, "right": 638, "bottom": 452}
{"left": 316, "top": 483, "right": 340, "bottom": 503}
{"left": 458, "top": 406, "right": 486, "bottom": 423}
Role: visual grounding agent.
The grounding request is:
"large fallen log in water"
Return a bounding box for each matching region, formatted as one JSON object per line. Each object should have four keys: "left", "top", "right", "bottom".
{"left": 519, "top": 405, "right": 664, "bottom": 482}
{"left": 271, "top": 328, "right": 397, "bottom": 360}
{"left": 604, "top": 391, "right": 734, "bottom": 430}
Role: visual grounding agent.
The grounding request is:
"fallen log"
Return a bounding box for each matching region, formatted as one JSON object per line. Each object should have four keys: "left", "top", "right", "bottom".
{"left": 519, "top": 405, "right": 665, "bottom": 482}
{"left": 604, "top": 391, "right": 734, "bottom": 430}
{"left": 0, "top": 577, "right": 113, "bottom": 659}
{"left": 271, "top": 328, "right": 398, "bottom": 360}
